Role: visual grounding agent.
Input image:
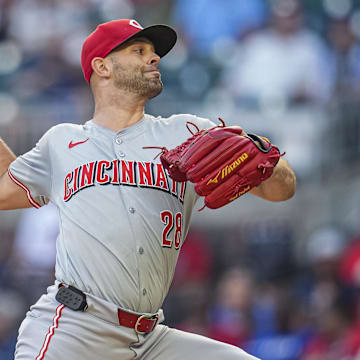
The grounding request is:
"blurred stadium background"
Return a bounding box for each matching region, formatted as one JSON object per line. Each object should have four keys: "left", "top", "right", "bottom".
{"left": 2, "top": 0, "right": 360, "bottom": 359}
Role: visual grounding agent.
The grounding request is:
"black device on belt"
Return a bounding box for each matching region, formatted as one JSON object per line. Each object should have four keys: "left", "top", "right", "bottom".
{"left": 55, "top": 285, "right": 88, "bottom": 311}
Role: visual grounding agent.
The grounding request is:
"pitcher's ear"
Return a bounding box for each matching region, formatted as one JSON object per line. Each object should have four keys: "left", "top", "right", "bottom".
{"left": 91, "top": 57, "right": 111, "bottom": 79}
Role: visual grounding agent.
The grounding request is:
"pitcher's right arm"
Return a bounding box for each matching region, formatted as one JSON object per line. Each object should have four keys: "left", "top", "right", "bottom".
{"left": 0, "top": 138, "right": 32, "bottom": 210}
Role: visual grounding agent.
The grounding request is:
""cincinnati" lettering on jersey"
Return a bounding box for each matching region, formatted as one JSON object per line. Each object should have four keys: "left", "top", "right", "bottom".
{"left": 63, "top": 160, "right": 186, "bottom": 203}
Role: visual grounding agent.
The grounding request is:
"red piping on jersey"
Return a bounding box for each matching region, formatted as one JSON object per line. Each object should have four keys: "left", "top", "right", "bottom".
{"left": 35, "top": 304, "right": 65, "bottom": 360}
{"left": 7, "top": 169, "right": 41, "bottom": 209}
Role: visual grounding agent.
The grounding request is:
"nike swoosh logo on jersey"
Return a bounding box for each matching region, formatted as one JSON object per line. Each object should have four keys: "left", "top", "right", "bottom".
{"left": 68, "top": 138, "right": 89, "bottom": 149}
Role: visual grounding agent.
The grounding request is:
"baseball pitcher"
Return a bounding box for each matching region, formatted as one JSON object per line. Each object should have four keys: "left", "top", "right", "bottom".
{"left": 0, "top": 19, "right": 296, "bottom": 360}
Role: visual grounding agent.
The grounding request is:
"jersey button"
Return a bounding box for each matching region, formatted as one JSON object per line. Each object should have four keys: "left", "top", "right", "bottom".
{"left": 115, "top": 137, "right": 123, "bottom": 145}
{"left": 118, "top": 151, "right": 126, "bottom": 157}
{"left": 142, "top": 288, "right": 147, "bottom": 296}
{"left": 129, "top": 207, "right": 135, "bottom": 214}
{"left": 138, "top": 247, "right": 144, "bottom": 255}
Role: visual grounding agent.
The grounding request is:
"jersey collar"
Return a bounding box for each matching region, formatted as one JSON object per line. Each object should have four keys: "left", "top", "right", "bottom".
{"left": 85, "top": 115, "right": 148, "bottom": 137}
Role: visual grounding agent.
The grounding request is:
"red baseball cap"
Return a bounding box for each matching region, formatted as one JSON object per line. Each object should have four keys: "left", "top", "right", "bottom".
{"left": 81, "top": 19, "right": 177, "bottom": 83}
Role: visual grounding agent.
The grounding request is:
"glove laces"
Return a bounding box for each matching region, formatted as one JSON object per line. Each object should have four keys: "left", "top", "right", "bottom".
{"left": 143, "top": 117, "right": 226, "bottom": 159}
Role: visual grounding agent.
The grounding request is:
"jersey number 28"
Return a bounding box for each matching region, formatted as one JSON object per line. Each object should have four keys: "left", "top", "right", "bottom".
{"left": 160, "top": 210, "right": 183, "bottom": 249}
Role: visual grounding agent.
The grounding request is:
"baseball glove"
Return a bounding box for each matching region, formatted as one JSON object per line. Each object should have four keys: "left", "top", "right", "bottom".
{"left": 148, "top": 118, "right": 282, "bottom": 210}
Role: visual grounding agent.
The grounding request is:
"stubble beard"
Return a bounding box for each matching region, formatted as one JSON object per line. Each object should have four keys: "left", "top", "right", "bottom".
{"left": 112, "top": 62, "right": 163, "bottom": 99}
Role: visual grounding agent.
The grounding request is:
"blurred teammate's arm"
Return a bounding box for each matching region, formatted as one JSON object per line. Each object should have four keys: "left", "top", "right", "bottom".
{"left": 0, "top": 138, "right": 31, "bottom": 210}
{"left": 250, "top": 158, "right": 296, "bottom": 202}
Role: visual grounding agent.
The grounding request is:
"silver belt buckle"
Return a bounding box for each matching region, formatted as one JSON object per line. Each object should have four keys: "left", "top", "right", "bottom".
{"left": 134, "top": 314, "right": 159, "bottom": 335}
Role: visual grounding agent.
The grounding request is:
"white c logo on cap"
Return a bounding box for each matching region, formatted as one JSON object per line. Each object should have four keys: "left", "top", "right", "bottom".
{"left": 129, "top": 20, "right": 143, "bottom": 30}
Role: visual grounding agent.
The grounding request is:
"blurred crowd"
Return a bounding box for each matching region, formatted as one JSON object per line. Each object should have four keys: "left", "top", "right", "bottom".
{"left": 2, "top": 0, "right": 360, "bottom": 359}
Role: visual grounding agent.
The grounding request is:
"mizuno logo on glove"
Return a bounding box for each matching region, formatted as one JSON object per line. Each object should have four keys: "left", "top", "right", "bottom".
{"left": 207, "top": 152, "right": 248, "bottom": 185}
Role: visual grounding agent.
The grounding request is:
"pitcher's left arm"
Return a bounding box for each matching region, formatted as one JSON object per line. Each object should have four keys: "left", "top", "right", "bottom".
{"left": 250, "top": 158, "right": 296, "bottom": 201}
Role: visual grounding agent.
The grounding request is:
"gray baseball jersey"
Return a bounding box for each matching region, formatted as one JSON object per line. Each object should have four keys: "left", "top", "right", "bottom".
{"left": 11, "top": 114, "right": 261, "bottom": 360}
{"left": 9, "top": 113, "right": 215, "bottom": 313}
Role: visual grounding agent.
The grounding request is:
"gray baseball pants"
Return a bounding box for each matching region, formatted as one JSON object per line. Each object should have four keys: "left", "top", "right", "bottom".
{"left": 14, "top": 283, "right": 260, "bottom": 360}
